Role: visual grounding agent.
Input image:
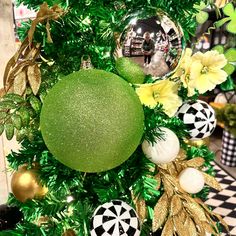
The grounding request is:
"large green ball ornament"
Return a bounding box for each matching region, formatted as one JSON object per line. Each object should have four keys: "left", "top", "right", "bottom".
{"left": 40, "top": 69, "right": 144, "bottom": 172}
{"left": 116, "top": 57, "right": 145, "bottom": 84}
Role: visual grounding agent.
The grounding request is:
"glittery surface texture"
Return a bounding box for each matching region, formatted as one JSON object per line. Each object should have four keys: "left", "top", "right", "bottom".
{"left": 116, "top": 57, "right": 145, "bottom": 84}
{"left": 40, "top": 69, "right": 144, "bottom": 172}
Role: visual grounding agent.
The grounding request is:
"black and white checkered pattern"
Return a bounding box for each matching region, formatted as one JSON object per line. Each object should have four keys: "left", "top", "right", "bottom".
{"left": 205, "top": 163, "right": 236, "bottom": 236}
{"left": 176, "top": 100, "right": 216, "bottom": 140}
{"left": 90, "top": 200, "right": 141, "bottom": 236}
{"left": 221, "top": 130, "right": 236, "bottom": 167}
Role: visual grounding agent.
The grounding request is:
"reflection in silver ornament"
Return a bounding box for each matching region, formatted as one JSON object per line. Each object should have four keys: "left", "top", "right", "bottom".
{"left": 119, "top": 14, "right": 184, "bottom": 79}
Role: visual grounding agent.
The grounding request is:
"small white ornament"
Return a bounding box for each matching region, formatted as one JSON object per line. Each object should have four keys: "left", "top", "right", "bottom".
{"left": 142, "top": 127, "right": 180, "bottom": 164}
{"left": 179, "top": 167, "right": 205, "bottom": 194}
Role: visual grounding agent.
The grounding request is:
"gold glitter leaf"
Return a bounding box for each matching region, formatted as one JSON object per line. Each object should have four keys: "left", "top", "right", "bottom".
{"left": 191, "top": 214, "right": 206, "bottom": 236}
{"left": 27, "top": 64, "right": 41, "bottom": 95}
{"left": 165, "top": 174, "right": 184, "bottom": 193}
{"left": 173, "top": 215, "right": 189, "bottom": 236}
{"left": 165, "top": 174, "right": 180, "bottom": 187}
{"left": 184, "top": 201, "right": 207, "bottom": 222}
{"left": 13, "top": 71, "right": 27, "bottom": 95}
{"left": 174, "top": 162, "right": 183, "bottom": 173}
{"left": 133, "top": 198, "right": 146, "bottom": 223}
{"left": 3, "top": 38, "right": 28, "bottom": 88}
{"left": 170, "top": 195, "right": 182, "bottom": 216}
{"left": 131, "top": 191, "right": 147, "bottom": 223}
{"left": 167, "top": 163, "right": 178, "bottom": 176}
{"left": 46, "top": 20, "right": 53, "bottom": 43}
{"left": 184, "top": 217, "right": 197, "bottom": 236}
{"left": 152, "top": 193, "right": 169, "bottom": 231}
{"left": 161, "top": 218, "right": 174, "bottom": 236}
{"left": 195, "top": 199, "right": 220, "bottom": 234}
{"left": 155, "top": 173, "right": 161, "bottom": 190}
{"left": 206, "top": 213, "right": 219, "bottom": 234}
{"left": 178, "top": 209, "right": 187, "bottom": 223}
{"left": 184, "top": 157, "right": 205, "bottom": 167}
{"left": 202, "top": 222, "right": 217, "bottom": 235}
{"left": 202, "top": 172, "right": 222, "bottom": 191}
{"left": 162, "top": 177, "right": 174, "bottom": 197}
{"left": 194, "top": 198, "right": 213, "bottom": 214}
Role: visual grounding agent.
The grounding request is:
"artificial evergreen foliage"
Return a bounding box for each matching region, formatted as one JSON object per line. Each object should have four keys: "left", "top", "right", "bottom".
{"left": 0, "top": 0, "right": 229, "bottom": 235}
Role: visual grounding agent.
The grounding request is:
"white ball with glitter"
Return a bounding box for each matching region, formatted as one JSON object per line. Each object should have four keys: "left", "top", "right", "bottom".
{"left": 142, "top": 127, "right": 180, "bottom": 164}
{"left": 179, "top": 168, "right": 205, "bottom": 194}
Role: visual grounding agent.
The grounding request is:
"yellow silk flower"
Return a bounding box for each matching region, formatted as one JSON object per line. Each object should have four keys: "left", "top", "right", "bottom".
{"left": 173, "top": 49, "right": 227, "bottom": 96}
{"left": 172, "top": 48, "right": 193, "bottom": 94}
{"left": 188, "top": 50, "right": 227, "bottom": 95}
{"left": 136, "top": 80, "right": 182, "bottom": 117}
{"left": 173, "top": 48, "right": 193, "bottom": 79}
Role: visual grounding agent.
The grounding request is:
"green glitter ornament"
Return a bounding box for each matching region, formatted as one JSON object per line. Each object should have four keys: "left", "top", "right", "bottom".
{"left": 40, "top": 69, "right": 144, "bottom": 172}
{"left": 116, "top": 57, "right": 145, "bottom": 84}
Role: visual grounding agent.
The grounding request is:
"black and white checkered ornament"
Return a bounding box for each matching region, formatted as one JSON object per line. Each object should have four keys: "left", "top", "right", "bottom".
{"left": 176, "top": 100, "right": 216, "bottom": 140}
{"left": 221, "top": 130, "right": 236, "bottom": 167}
{"left": 90, "top": 200, "right": 141, "bottom": 236}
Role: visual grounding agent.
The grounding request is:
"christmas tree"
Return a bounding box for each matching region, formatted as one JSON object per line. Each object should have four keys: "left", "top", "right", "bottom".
{"left": 0, "top": 0, "right": 233, "bottom": 235}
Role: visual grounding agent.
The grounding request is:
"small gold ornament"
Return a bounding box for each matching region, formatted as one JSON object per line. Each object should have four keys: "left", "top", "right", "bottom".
{"left": 11, "top": 165, "right": 48, "bottom": 202}
{"left": 184, "top": 137, "right": 210, "bottom": 147}
{"left": 62, "top": 229, "right": 76, "bottom": 236}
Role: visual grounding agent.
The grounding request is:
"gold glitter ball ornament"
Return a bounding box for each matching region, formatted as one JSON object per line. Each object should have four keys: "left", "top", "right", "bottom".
{"left": 11, "top": 165, "right": 48, "bottom": 202}
{"left": 40, "top": 69, "right": 144, "bottom": 172}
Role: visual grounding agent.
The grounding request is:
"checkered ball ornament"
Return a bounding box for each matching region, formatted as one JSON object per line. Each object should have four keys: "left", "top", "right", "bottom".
{"left": 90, "top": 200, "right": 141, "bottom": 236}
{"left": 176, "top": 100, "right": 216, "bottom": 140}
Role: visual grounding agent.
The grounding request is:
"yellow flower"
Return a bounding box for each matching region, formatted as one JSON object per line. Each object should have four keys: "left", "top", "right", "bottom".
{"left": 135, "top": 84, "right": 156, "bottom": 108}
{"left": 173, "top": 49, "right": 228, "bottom": 96}
{"left": 172, "top": 48, "right": 193, "bottom": 94}
{"left": 174, "top": 48, "right": 193, "bottom": 78}
{"left": 189, "top": 50, "right": 227, "bottom": 94}
{"left": 136, "top": 80, "right": 182, "bottom": 117}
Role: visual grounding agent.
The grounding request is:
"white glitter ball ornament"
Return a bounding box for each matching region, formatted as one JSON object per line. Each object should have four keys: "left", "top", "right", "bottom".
{"left": 142, "top": 127, "right": 180, "bottom": 164}
{"left": 179, "top": 167, "right": 205, "bottom": 194}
